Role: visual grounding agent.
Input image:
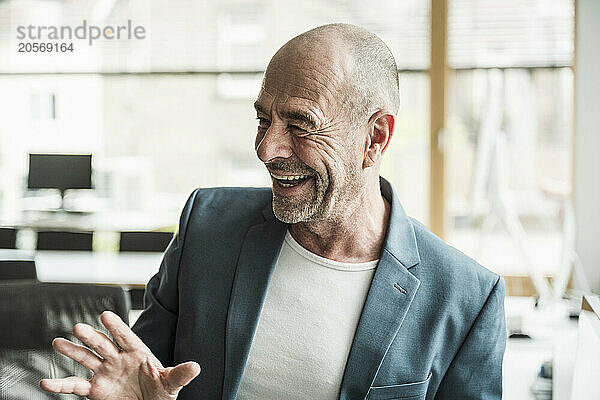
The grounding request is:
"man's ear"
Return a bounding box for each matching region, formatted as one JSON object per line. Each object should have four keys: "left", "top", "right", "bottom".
{"left": 363, "top": 109, "right": 395, "bottom": 168}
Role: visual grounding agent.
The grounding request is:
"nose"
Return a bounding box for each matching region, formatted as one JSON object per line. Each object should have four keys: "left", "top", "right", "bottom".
{"left": 255, "top": 122, "right": 293, "bottom": 163}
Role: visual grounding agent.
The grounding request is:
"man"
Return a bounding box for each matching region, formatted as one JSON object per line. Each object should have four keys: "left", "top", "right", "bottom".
{"left": 41, "top": 24, "right": 506, "bottom": 400}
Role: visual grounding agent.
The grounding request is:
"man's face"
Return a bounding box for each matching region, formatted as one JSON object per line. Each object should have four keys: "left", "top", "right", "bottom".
{"left": 254, "top": 46, "right": 365, "bottom": 224}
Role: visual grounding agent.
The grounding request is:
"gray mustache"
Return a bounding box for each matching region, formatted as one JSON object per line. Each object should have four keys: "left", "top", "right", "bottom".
{"left": 265, "top": 160, "right": 315, "bottom": 176}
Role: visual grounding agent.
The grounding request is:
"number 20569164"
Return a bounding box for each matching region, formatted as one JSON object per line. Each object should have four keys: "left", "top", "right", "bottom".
{"left": 18, "top": 42, "right": 74, "bottom": 52}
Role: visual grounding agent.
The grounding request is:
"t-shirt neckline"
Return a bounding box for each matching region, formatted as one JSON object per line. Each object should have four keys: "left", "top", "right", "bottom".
{"left": 284, "top": 230, "right": 379, "bottom": 272}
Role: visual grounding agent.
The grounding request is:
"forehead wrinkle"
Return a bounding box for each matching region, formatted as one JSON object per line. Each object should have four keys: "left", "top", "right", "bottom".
{"left": 304, "top": 63, "right": 346, "bottom": 90}
{"left": 264, "top": 70, "right": 342, "bottom": 118}
{"left": 261, "top": 50, "right": 352, "bottom": 131}
{"left": 261, "top": 80, "right": 328, "bottom": 122}
{"left": 279, "top": 80, "right": 331, "bottom": 108}
{"left": 277, "top": 64, "right": 345, "bottom": 98}
{"left": 268, "top": 60, "right": 346, "bottom": 97}
{"left": 294, "top": 48, "right": 347, "bottom": 83}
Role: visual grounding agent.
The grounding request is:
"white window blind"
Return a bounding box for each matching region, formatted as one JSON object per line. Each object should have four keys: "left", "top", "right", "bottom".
{"left": 448, "top": 0, "right": 574, "bottom": 68}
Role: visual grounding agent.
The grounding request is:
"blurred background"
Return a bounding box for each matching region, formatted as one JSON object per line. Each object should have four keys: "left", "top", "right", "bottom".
{"left": 0, "top": 0, "right": 598, "bottom": 399}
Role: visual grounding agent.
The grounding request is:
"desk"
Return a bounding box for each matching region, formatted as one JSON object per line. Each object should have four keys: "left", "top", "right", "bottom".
{"left": 0, "top": 249, "right": 162, "bottom": 287}
{"left": 2, "top": 209, "right": 179, "bottom": 233}
{"left": 1, "top": 249, "right": 162, "bottom": 325}
{"left": 503, "top": 296, "right": 580, "bottom": 400}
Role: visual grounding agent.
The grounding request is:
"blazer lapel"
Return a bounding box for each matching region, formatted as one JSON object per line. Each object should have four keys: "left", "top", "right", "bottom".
{"left": 222, "top": 206, "right": 287, "bottom": 400}
{"left": 339, "top": 178, "right": 422, "bottom": 400}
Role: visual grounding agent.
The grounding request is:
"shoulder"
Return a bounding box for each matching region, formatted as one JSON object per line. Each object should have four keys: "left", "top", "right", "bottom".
{"left": 408, "top": 217, "right": 503, "bottom": 306}
{"left": 178, "top": 186, "right": 273, "bottom": 238}
{"left": 189, "top": 186, "right": 272, "bottom": 210}
{"left": 185, "top": 186, "right": 272, "bottom": 223}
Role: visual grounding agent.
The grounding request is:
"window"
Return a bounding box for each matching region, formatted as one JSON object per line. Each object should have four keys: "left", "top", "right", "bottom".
{"left": 445, "top": 0, "right": 575, "bottom": 276}
{"left": 0, "top": 0, "right": 430, "bottom": 222}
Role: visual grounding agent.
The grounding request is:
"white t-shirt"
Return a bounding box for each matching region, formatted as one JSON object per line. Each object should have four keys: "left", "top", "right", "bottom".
{"left": 237, "top": 230, "right": 378, "bottom": 400}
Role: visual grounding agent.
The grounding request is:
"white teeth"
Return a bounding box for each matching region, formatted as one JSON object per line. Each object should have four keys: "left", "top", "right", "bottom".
{"left": 271, "top": 173, "right": 308, "bottom": 181}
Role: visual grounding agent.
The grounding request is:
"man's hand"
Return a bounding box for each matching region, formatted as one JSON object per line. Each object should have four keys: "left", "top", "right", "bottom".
{"left": 40, "top": 311, "right": 201, "bottom": 400}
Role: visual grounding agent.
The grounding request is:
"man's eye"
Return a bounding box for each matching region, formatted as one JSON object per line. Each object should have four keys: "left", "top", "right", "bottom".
{"left": 290, "top": 125, "right": 309, "bottom": 135}
{"left": 256, "top": 117, "right": 270, "bottom": 128}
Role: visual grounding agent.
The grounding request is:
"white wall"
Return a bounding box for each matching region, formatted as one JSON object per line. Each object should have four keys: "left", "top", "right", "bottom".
{"left": 575, "top": 0, "right": 600, "bottom": 293}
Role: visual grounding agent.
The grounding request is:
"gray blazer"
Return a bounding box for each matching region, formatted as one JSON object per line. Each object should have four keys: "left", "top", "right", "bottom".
{"left": 132, "top": 178, "right": 506, "bottom": 400}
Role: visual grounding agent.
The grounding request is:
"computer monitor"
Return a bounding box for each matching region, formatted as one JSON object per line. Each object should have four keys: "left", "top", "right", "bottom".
{"left": 27, "top": 153, "right": 92, "bottom": 210}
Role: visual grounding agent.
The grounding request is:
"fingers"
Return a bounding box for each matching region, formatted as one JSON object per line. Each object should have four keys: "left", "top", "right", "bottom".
{"left": 100, "top": 310, "right": 148, "bottom": 352}
{"left": 73, "top": 322, "right": 120, "bottom": 360}
{"left": 52, "top": 338, "right": 103, "bottom": 371}
{"left": 40, "top": 377, "right": 91, "bottom": 396}
{"left": 163, "top": 361, "right": 201, "bottom": 393}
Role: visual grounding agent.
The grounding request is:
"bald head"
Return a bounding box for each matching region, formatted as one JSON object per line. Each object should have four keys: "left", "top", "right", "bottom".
{"left": 255, "top": 25, "right": 399, "bottom": 225}
{"left": 271, "top": 23, "right": 400, "bottom": 128}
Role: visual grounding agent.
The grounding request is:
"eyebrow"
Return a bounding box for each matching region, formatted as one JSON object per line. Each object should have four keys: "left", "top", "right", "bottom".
{"left": 254, "top": 102, "right": 319, "bottom": 131}
{"left": 282, "top": 110, "right": 319, "bottom": 130}
{"left": 253, "top": 102, "right": 269, "bottom": 116}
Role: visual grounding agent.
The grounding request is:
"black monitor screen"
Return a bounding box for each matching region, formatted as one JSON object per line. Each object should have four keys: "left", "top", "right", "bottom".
{"left": 28, "top": 154, "right": 92, "bottom": 191}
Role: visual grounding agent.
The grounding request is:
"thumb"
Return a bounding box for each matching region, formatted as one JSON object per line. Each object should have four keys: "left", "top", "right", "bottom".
{"left": 163, "top": 361, "right": 201, "bottom": 393}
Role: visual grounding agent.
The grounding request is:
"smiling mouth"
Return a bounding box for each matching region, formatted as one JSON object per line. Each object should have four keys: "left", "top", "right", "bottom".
{"left": 270, "top": 173, "right": 311, "bottom": 188}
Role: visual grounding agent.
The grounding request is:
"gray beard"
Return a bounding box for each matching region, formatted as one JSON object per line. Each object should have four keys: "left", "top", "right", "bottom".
{"left": 267, "top": 157, "right": 361, "bottom": 224}
{"left": 272, "top": 177, "right": 329, "bottom": 224}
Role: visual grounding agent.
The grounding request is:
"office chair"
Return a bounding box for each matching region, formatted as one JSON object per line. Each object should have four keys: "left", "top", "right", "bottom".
{"left": 119, "top": 231, "right": 173, "bottom": 252}
{"left": 0, "top": 282, "right": 130, "bottom": 400}
{"left": 36, "top": 231, "right": 93, "bottom": 251}
{"left": 0, "top": 260, "right": 37, "bottom": 281}
{"left": 118, "top": 231, "right": 172, "bottom": 310}
{"left": 0, "top": 227, "right": 17, "bottom": 249}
